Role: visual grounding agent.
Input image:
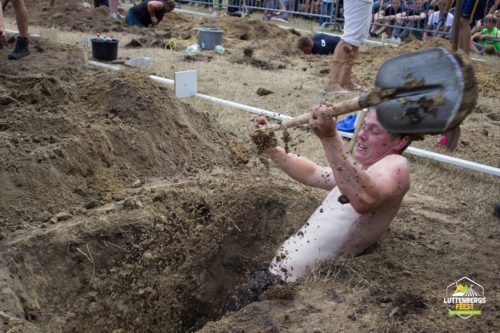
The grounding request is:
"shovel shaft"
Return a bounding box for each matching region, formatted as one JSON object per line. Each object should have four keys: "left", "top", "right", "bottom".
{"left": 265, "top": 90, "right": 384, "bottom": 132}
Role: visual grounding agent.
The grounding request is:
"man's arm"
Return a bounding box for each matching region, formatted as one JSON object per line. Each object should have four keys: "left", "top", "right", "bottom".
{"left": 251, "top": 115, "right": 336, "bottom": 191}
{"left": 263, "top": 146, "right": 336, "bottom": 190}
{"left": 147, "top": 0, "right": 164, "bottom": 25}
{"left": 310, "top": 104, "right": 410, "bottom": 214}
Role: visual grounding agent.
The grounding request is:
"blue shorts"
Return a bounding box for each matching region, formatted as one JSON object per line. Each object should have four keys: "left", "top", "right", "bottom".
{"left": 125, "top": 11, "right": 145, "bottom": 28}
{"left": 461, "top": 0, "right": 487, "bottom": 22}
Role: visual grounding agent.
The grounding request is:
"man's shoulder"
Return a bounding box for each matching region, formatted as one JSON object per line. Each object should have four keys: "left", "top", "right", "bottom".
{"left": 369, "top": 154, "right": 409, "bottom": 174}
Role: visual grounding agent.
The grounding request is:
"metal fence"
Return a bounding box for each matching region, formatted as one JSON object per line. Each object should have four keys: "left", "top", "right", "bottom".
{"left": 175, "top": 0, "right": 490, "bottom": 40}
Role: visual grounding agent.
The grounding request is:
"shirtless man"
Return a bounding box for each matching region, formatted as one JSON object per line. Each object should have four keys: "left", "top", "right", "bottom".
{"left": 252, "top": 103, "right": 412, "bottom": 283}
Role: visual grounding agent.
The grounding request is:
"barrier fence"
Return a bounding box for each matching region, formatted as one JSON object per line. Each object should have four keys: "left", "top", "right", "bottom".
{"left": 175, "top": 0, "right": 490, "bottom": 40}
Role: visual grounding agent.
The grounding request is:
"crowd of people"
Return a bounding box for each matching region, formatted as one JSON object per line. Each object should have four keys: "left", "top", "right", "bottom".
{"left": 179, "top": 0, "right": 499, "bottom": 55}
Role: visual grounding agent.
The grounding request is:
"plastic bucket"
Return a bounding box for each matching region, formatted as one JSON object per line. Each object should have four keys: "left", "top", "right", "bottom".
{"left": 197, "top": 28, "right": 223, "bottom": 50}
{"left": 91, "top": 38, "right": 119, "bottom": 61}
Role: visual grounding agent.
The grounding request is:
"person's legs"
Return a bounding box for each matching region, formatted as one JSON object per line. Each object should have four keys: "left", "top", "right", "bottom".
{"left": 319, "top": 1, "right": 332, "bottom": 27}
{"left": 323, "top": 39, "right": 349, "bottom": 92}
{"left": 11, "top": 0, "right": 28, "bottom": 36}
{"left": 124, "top": 10, "right": 145, "bottom": 27}
{"left": 459, "top": 17, "right": 472, "bottom": 54}
{"left": 324, "top": 0, "right": 371, "bottom": 91}
{"left": 339, "top": 44, "right": 366, "bottom": 90}
{"left": 391, "top": 21, "right": 403, "bottom": 38}
{"left": 9, "top": 0, "right": 29, "bottom": 60}
{"left": 460, "top": 0, "right": 488, "bottom": 54}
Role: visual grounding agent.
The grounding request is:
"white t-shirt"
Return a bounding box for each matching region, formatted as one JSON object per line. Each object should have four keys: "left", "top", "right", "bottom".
{"left": 427, "top": 11, "right": 454, "bottom": 30}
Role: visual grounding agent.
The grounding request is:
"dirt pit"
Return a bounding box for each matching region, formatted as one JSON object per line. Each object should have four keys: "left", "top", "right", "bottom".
{"left": 0, "top": 37, "right": 319, "bottom": 332}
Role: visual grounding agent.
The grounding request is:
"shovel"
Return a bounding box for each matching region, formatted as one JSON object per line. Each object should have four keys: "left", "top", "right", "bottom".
{"left": 263, "top": 48, "right": 477, "bottom": 135}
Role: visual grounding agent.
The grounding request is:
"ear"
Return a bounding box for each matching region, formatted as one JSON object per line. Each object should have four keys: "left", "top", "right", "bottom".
{"left": 393, "top": 135, "right": 409, "bottom": 152}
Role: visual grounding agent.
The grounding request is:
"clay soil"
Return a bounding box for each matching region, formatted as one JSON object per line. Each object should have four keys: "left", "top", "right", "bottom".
{"left": 1, "top": 1, "right": 499, "bottom": 332}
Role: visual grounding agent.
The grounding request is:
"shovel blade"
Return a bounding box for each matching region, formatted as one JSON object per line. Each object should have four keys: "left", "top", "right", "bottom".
{"left": 374, "top": 48, "right": 465, "bottom": 134}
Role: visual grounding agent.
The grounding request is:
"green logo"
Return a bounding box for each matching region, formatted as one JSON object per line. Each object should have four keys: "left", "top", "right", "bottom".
{"left": 443, "top": 277, "right": 486, "bottom": 319}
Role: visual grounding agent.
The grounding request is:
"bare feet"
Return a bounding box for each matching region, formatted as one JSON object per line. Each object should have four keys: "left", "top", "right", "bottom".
{"left": 346, "top": 82, "right": 368, "bottom": 92}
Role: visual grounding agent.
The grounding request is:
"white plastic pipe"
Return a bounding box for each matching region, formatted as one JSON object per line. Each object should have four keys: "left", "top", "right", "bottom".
{"left": 173, "top": 8, "right": 211, "bottom": 17}
{"left": 5, "top": 29, "right": 40, "bottom": 37}
{"left": 88, "top": 61, "right": 499, "bottom": 177}
{"left": 88, "top": 60, "right": 121, "bottom": 71}
{"left": 150, "top": 75, "right": 175, "bottom": 85}
{"left": 406, "top": 147, "right": 500, "bottom": 176}
{"left": 195, "top": 93, "right": 293, "bottom": 122}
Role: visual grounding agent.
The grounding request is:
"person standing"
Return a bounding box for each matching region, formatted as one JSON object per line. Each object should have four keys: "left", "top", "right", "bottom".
{"left": 457, "top": 0, "right": 488, "bottom": 54}
{"left": 0, "top": 0, "right": 30, "bottom": 60}
{"left": 109, "top": 0, "right": 121, "bottom": 20}
{"left": 323, "top": 0, "right": 373, "bottom": 93}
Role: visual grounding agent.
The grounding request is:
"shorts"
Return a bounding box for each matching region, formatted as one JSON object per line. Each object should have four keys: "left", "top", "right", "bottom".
{"left": 461, "top": 0, "right": 487, "bottom": 22}
{"left": 342, "top": 0, "right": 373, "bottom": 47}
{"left": 125, "top": 10, "right": 145, "bottom": 28}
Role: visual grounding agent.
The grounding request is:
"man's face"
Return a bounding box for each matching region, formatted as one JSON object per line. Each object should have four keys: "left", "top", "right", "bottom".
{"left": 391, "top": 0, "right": 400, "bottom": 8}
{"left": 414, "top": 0, "right": 423, "bottom": 10}
{"left": 354, "top": 111, "right": 406, "bottom": 166}
{"left": 302, "top": 44, "right": 313, "bottom": 54}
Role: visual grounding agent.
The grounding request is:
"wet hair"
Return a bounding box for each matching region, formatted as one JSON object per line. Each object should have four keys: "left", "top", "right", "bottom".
{"left": 297, "top": 36, "right": 313, "bottom": 52}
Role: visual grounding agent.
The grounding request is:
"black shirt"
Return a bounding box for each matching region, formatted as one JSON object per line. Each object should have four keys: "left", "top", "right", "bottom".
{"left": 131, "top": 0, "right": 168, "bottom": 27}
{"left": 311, "top": 34, "right": 341, "bottom": 55}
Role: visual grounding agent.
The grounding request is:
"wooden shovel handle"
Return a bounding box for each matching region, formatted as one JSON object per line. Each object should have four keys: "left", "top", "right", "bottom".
{"left": 264, "top": 90, "right": 384, "bottom": 132}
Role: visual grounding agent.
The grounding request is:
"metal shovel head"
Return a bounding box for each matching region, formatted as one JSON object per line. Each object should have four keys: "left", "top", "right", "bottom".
{"left": 374, "top": 47, "right": 464, "bottom": 134}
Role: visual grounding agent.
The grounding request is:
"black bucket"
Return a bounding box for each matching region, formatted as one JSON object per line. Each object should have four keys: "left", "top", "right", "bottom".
{"left": 91, "top": 38, "right": 119, "bottom": 61}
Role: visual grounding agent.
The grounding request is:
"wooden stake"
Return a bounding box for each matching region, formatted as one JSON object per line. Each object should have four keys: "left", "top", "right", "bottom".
{"left": 452, "top": 0, "right": 463, "bottom": 52}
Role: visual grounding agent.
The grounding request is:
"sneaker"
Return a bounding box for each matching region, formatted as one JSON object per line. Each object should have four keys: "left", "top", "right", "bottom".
{"left": 8, "top": 36, "right": 29, "bottom": 60}
{"left": 110, "top": 12, "right": 120, "bottom": 20}
{"left": 226, "top": 269, "right": 282, "bottom": 312}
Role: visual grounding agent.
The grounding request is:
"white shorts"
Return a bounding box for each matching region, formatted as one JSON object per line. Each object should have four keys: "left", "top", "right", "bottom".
{"left": 342, "top": 0, "right": 373, "bottom": 47}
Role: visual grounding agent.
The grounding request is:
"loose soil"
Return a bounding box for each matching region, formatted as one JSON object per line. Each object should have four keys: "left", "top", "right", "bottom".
{"left": 1, "top": 2, "right": 499, "bottom": 333}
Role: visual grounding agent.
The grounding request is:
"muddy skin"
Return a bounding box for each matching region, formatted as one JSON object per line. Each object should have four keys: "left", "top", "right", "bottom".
{"left": 251, "top": 130, "right": 278, "bottom": 154}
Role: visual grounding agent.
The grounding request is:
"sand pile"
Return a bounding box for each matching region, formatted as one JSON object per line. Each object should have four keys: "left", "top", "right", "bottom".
{"left": 0, "top": 37, "right": 322, "bottom": 332}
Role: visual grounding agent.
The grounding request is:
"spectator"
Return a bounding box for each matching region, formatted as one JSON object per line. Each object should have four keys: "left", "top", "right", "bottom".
{"left": 109, "top": 0, "right": 122, "bottom": 20}
{"left": 320, "top": 0, "right": 333, "bottom": 27}
{"left": 297, "top": 33, "right": 341, "bottom": 54}
{"left": 94, "top": 0, "right": 110, "bottom": 7}
{"left": 370, "top": 0, "right": 404, "bottom": 37}
{"left": 0, "top": 0, "right": 30, "bottom": 60}
{"left": 304, "top": 0, "right": 321, "bottom": 18}
{"left": 457, "top": 0, "right": 488, "bottom": 54}
{"left": 263, "top": 0, "right": 289, "bottom": 21}
{"left": 489, "top": 0, "right": 500, "bottom": 28}
{"left": 471, "top": 14, "right": 500, "bottom": 55}
{"left": 125, "top": 0, "right": 175, "bottom": 27}
{"left": 423, "top": 0, "right": 453, "bottom": 40}
{"left": 323, "top": 0, "right": 372, "bottom": 93}
{"left": 391, "top": 0, "right": 428, "bottom": 41}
